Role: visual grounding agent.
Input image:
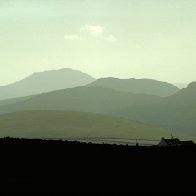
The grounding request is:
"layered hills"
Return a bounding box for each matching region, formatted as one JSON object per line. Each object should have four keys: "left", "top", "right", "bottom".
{"left": 107, "top": 82, "right": 196, "bottom": 136}
{"left": 0, "top": 68, "right": 195, "bottom": 138}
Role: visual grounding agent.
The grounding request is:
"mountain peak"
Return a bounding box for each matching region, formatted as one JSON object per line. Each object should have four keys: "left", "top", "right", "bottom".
{"left": 0, "top": 68, "right": 95, "bottom": 100}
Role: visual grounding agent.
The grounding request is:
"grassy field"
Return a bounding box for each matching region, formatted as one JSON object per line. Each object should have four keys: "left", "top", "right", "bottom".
{"left": 0, "top": 110, "right": 190, "bottom": 141}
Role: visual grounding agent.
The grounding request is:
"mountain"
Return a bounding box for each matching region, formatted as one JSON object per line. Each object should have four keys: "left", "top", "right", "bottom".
{"left": 106, "top": 82, "right": 196, "bottom": 136}
{"left": 0, "top": 110, "right": 183, "bottom": 140}
{"left": 88, "top": 77, "right": 179, "bottom": 97}
{"left": 0, "top": 68, "right": 95, "bottom": 100}
{"left": 0, "top": 86, "right": 162, "bottom": 115}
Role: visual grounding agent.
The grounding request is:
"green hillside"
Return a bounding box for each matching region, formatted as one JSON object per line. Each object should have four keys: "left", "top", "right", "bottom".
{"left": 88, "top": 77, "right": 179, "bottom": 97}
{"left": 0, "top": 110, "right": 182, "bottom": 140}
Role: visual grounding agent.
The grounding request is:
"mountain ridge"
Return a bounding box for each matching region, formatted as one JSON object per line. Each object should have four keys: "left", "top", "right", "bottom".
{"left": 88, "top": 77, "right": 179, "bottom": 97}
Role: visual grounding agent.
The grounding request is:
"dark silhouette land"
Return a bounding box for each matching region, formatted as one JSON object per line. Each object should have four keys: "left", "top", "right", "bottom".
{"left": 0, "top": 137, "right": 195, "bottom": 193}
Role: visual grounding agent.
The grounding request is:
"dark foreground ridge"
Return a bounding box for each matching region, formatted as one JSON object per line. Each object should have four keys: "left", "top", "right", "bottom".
{"left": 0, "top": 138, "right": 196, "bottom": 193}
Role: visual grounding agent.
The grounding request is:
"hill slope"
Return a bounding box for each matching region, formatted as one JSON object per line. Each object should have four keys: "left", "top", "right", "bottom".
{"left": 163, "top": 82, "right": 196, "bottom": 105}
{"left": 0, "top": 86, "right": 162, "bottom": 115}
{"left": 88, "top": 77, "right": 179, "bottom": 97}
{"left": 0, "top": 110, "right": 180, "bottom": 140}
{"left": 107, "top": 82, "right": 196, "bottom": 136}
{"left": 0, "top": 68, "right": 95, "bottom": 100}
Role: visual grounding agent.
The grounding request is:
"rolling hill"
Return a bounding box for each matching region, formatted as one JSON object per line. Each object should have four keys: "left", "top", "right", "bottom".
{"left": 0, "top": 86, "right": 162, "bottom": 115}
{"left": 0, "top": 68, "right": 95, "bottom": 100}
{"left": 88, "top": 77, "right": 179, "bottom": 97}
{"left": 0, "top": 110, "right": 182, "bottom": 140}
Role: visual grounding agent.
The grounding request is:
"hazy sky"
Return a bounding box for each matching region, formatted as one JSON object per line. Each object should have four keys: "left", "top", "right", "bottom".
{"left": 0, "top": 0, "right": 196, "bottom": 85}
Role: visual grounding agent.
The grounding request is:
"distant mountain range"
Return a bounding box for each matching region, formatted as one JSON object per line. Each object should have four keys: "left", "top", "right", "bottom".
{"left": 88, "top": 77, "right": 179, "bottom": 97}
{"left": 0, "top": 68, "right": 95, "bottom": 100}
{"left": 0, "top": 67, "right": 195, "bottom": 139}
{"left": 0, "top": 68, "right": 182, "bottom": 101}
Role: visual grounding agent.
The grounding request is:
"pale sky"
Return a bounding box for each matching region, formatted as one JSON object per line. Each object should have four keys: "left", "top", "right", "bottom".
{"left": 0, "top": 0, "right": 196, "bottom": 85}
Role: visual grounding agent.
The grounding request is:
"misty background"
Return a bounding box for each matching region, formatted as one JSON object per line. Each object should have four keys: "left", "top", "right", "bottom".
{"left": 0, "top": 0, "right": 196, "bottom": 86}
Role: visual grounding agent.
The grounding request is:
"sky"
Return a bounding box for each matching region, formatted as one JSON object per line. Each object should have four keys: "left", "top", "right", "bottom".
{"left": 0, "top": 0, "right": 196, "bottom": 85}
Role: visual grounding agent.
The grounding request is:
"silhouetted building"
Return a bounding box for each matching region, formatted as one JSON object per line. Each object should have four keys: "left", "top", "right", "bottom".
{"left": 158, "top": 137, "right": 195, "bottom": 146}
